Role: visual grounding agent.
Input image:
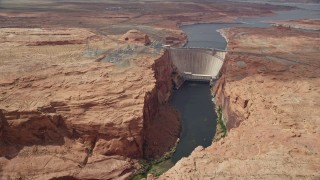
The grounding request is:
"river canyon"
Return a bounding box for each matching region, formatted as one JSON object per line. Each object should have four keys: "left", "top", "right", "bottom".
{"left": 0, "top": 0, "right": 319, "bottom": 179}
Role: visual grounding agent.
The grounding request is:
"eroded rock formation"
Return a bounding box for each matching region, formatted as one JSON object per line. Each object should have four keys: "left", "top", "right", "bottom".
{"left": 0, "top": 28, "right": 180, "bottom": 179}
{"left": 120, "top": 29, "right": 151, "bottom": 45}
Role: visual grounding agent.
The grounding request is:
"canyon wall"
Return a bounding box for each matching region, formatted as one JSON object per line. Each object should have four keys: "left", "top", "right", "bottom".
{"left": 161, "top": 27, "right": 320, "bottom": 179}
{"left": 0, "top": 110, "right": 8, "bottom": 146}
{"left": 143, "top": 51, "right": 173, "bottom": 128}
{"left": 0, "top": 28, "right": 179, "bottom": 179}
{"left": 214, "top": 58, "right": 249, "bottom": 129}
{"left": 143, "top": 50, "right": 181, "bottom": 159}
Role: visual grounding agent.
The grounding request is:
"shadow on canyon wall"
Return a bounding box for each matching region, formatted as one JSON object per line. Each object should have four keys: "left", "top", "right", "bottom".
{"left": 0, "top": 109, "right": 71, "bottom": 160}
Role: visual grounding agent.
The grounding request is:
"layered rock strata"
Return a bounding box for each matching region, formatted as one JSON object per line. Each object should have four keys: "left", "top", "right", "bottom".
{"left": 0, "top": 28, "right": 180, "bottom": 179}
{"left": 143, "top": 51, "right": 181, "bottom": 159}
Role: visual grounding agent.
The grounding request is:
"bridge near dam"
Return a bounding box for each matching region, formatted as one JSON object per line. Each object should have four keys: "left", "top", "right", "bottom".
{"left": 167, "top": 47, "right": 227, "bottom": 82}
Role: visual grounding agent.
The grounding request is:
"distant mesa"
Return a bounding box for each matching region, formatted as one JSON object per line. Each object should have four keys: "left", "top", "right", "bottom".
{"left": 120, "top": 29, "right": 151, "bottom": 45}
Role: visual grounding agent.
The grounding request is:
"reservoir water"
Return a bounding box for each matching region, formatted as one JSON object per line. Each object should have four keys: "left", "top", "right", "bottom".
{"left": 181, "top": 5, "right": 320, "bottom": 49}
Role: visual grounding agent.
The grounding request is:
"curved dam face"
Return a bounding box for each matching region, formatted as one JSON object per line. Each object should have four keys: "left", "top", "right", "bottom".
{"left": 168, "top": 48, "right": 227, "bottom": 81}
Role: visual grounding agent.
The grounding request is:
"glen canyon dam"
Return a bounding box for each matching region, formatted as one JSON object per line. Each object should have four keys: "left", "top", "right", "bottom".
{"left": 0, "top": 0, "right": 319, "bottom": 179}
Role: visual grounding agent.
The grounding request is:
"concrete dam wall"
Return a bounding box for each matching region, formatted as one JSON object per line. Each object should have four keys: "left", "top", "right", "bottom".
{"left": 168, "top": 48, "right": 227, "bottom": 81}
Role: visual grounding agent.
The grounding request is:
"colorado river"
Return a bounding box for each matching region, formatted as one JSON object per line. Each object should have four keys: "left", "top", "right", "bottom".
{"left": 170, "top": 81, "right": 216, "bottom": 162}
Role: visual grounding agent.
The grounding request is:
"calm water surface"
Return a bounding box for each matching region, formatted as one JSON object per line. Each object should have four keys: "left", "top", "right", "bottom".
{"left": 170, "top": 81, "right": 216, "bottom": 162}
{"left": 181, "top": 6, "right": 320, "bottom": 49}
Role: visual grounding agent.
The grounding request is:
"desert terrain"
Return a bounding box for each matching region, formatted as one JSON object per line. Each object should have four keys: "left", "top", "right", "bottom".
{"left": 270, "top": 19, "right": 320, "bottom": 30}
{"left": 0, "top": 27, "right": 174, "bottom": 179}
{"left": 0, "top": 0, "right": 319, "bottom": 179}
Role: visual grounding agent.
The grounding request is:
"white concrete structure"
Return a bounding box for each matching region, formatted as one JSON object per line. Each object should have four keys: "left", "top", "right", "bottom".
{"left": 168, "top": 48, "right": 227, "bottom": 81}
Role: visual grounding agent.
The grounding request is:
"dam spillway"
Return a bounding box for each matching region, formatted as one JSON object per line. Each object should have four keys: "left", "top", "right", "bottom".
{"left": 168, "top": 48, "right": 227, "bottom": 81}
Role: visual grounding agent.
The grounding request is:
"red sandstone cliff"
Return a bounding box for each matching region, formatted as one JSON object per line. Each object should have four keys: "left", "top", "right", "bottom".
{"left": 143, "top": 50, "right": 180, "bottom": 159}
{"left": 0, "top": 28, "right": 180, "bottom": 179}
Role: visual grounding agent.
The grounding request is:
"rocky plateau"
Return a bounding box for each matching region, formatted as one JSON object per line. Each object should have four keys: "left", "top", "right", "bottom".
{"left": 0, "top": 0, "right": 319, "bottom": 179}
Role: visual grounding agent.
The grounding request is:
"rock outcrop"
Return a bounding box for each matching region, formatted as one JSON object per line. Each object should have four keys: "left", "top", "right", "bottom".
{"left": 120, "top": 29, "right": 151, "bottom": 45}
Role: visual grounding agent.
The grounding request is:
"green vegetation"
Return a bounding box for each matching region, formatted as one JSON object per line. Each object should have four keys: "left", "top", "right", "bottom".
{"left": 131, "top": 145, "right": 177, "bottom": 179}
{"left": 217, "top": 106, "right": 227, "bottom": 137}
